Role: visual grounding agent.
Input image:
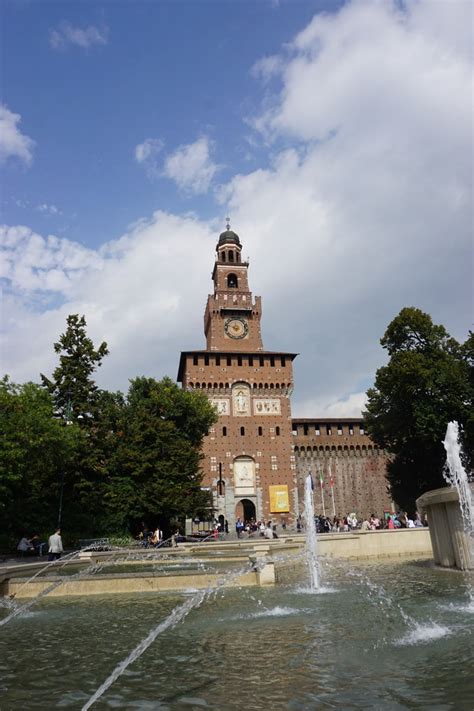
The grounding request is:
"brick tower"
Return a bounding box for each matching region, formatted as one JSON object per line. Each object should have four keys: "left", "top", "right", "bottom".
{"left": 177, "top": 224, "right": 298, "bottom": 531}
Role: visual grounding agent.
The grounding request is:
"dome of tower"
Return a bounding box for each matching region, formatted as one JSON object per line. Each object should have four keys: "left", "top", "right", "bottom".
{"left": 217, "top": 227, "right": 241, "bottom": 248}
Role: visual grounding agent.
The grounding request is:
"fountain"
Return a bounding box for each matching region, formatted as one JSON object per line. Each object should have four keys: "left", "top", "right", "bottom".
{"left": 417, "top": 421, "right": 473, "bottom": 571}
{"left": 1, "top": 467, "right": 473, "bottom": 708}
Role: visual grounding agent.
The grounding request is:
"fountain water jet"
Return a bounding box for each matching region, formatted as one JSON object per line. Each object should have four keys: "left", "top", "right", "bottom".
{"left": 304, "top": 473, "right": 320, "bottom": 590}
{"left": 443, "top": 422, "right": 474, "bottom": 542}
{"left": 442, "top": 421, "right": 473, "bottom": 604}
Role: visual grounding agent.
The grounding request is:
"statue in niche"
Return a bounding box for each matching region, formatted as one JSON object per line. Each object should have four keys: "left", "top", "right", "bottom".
{"left": 236, "top": 390, "right": 247, "bottom": 412}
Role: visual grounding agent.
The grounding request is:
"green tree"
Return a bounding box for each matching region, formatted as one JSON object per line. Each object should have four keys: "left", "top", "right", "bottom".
{"left": 41, "top": 314, "right": 109, "bottom": 424}
{"left": 0, "top": 377, "right": 79, "bottom": 541}
{"left": 104, "top": 377, "right": 218, "bottom": 533}
{"left": 39, "top": 314, "right": 113, "bottom": 536}
{"left": 364, "top": 308, "right": 473, "bottom": 512}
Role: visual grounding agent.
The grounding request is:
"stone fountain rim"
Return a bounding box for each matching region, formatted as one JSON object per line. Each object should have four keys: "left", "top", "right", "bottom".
{"left": 416, "top": 483, "right": 474, "bottom": 508}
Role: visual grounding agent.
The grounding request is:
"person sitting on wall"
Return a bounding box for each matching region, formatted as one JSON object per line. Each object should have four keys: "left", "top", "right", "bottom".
{"left": 414, "top": 512, "right": 424, "bottom": 528}
{"left": 360, "top": 518, "right": 371, "bottom": 531}
{"left": 17, "top": 535, "right": 34, "bottom": 557}
{"left": 150, "top": 527, "right": 162, "bottom": 546}
{"left": 264, "top": 521, "right": 274, "bottom": 540}
{"left": 347, "top": 513, "right": 358, "bottom": 529}
{"left": 235, "top": 517, "right": 244, "bottom": 538}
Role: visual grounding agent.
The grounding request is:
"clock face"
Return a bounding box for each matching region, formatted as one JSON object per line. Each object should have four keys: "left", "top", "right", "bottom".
{"left": 224, "top": 317, "right": 249, "bottom": 339}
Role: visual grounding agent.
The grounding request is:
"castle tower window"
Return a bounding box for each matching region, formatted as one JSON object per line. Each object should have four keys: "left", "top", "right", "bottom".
{"left": 240, "top": 426, "right": 245, "bottom": 436}
{"left": 227, "top": 273, "right": 238, "bottom": 288}
{"left": 205, "top": 355, "right": 209, "bottom": 366}
{"left": 281, "top": 356, "right": 286, "bottom": 367}
{"left": 315, "top": 425, "right": 320, "bottom": 435}
{"left": 228, "top": 250, "right": 234, "bottom": 262}
{"left": 349, "top": 424, "right": 354, "bottom": 435}
{"left": 217, "top": 479, "right": 225, "bottom": 496}
{"left": 216, "top": 356, "right": 221, "bottom": 366}
{"left": 326, "top": 425, "right": 332, "bottom": 435}
{"left": 276, "top": 426, "right": 280, "bottom": 436}
{"left": 222, "top": 426, "right": 227, "bottom": 436}
{"left": 238, "top": 356, "right": 242, "bottom": 366}
{"left": 227, "top": 356, "right": 232, "bottom": 366}
{"left": 193, "top": 356, "right": 198, "bottom": 366}
{"left": 221, "top": 252, "right": 226, "bottom": 262}
{"left": 249, "top": 356, "right": 253, "bottom": 366}
{"left": 337, "top": 424, "right": 343, "bottom": 435}
{"left": 270, "top": 356, "right": 275, "bottom": 367}
{"left": 360, "top": 426, "right": 365, "bottom": 435}
{"left": 258, "top": 426, "right": 263, "bottom": 436}
{"left": 259, "top": 356, "right": 264, "bottom": 367}
{"left": 304, "top": 424, "right": 309, "bottom": 436}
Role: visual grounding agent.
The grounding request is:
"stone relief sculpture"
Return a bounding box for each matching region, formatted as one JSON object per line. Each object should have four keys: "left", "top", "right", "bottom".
{"left": 233, "top": 456, "right": 256, "bottom": 494}
{"left": 232, "top": 383, "right": 250, "bottom": 416}
{"left": 253, "top": 399, "right": 281, "bottom": 415}
{"left": 211, "top": 399, "right": 230, "bottom": 415}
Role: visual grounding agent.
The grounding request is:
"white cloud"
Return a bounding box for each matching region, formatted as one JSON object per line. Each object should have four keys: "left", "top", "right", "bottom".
{"left": 49, "top": 22, "right": 109, "bottom": 50}
{"left": 222, "top": 0, "right": 472, "bottom": 413}
{"left": 0, "top": 214, "right": 214, "bottom": 390}
{"left": 134, "top": 138, "right": 164, "bottom": 177}
{"left": 2, "top": 1, "right": 472, "bottom": 418}
{"left": 297, "top": 392, "right": 368, "bottom": 419}
{"left": 163, "top": 137, "right": 219, "bottom": 194}
{"left": 135, "top": 138, "right": 163, "bottom": 164}
{"left": 0, "top": 225, "right": 103, "bottom": 293}
{"left": 0, "top": 105, "right": 35, "bottom": 166}
{"left": 251, "top": 54, "right": 283, "bottom": 82}
{"left": 36, "top": 203, "right": 62, "bottom": 216}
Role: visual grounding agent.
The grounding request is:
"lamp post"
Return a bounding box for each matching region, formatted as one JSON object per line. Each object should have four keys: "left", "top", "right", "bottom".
{"left": 57, "top": 389, "right": 72, "bottom": 529}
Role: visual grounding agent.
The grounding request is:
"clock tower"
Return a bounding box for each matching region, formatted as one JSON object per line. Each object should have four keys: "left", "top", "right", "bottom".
{"left": 204, "top": 225, "right": 263, "bottom": 352}
{"left": 178, "top": 224, "right": 298, "bottom": 531}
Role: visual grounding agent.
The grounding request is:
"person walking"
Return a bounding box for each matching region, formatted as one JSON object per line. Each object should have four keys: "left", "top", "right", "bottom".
{"left": 48, "top": 528, "right": 63, "bottom": 561}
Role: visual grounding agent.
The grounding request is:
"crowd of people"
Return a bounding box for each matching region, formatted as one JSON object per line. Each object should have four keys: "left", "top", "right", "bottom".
{"left": 311, "top": 510, "right": 427, "bottom": 533}
{"left": 235, "top": 517, "right": 282, "bottom": 539}
{"left": 231, "top": 510, "right": 428, "bottom": 537}
{"left": 15, "top": 510, "right": 427, "bottom": 560}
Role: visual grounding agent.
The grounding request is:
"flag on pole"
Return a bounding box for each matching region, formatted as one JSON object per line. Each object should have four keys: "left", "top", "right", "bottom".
{"left": 319, "top": 469, "right": 324, "bottom": 488}
{"left": 309, "top": 471, "right": 314, "bottom": 490}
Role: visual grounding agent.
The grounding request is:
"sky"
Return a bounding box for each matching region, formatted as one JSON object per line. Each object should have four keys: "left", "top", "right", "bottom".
{"left": 1, "top": 0, "right": 472, "bottom": 417}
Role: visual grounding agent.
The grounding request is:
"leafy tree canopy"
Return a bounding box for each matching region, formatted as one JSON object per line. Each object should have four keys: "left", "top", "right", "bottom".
{"left": 364, "top": 307, "right": 473, "bottom": 511}
{"left": 41, "top": 314, "right": 109, "bottom": 424}
{"left": 105, "top": 377, "right": 218, "bottom": 533}
{"left": 0, "top": 377, "right": 79, "bottom": 536}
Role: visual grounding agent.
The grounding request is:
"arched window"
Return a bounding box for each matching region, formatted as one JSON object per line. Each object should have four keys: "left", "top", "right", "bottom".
{"left": 276, "top": 426, "right": 280, "bottom": 436}
{"left": 228, "top": 250, "right": 234, "bottom": 262}
{"left": 222, "top": 426, "right": 227, "bottom": 436}
{"left": 217, "top": 480, "right": 225, "bottom": 496}
{"left": 240, "top": 426, "right": 245, "bottom": 436}
{"left": 227, "top": 273, "right": 238, "bottom": 288}
{"left": 258, "top": 426, "right": 263, "bottom": 436}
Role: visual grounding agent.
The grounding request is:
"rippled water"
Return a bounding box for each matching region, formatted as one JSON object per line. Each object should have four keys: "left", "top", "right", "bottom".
{"left": 0, "top": 559, "right": 473, "bottom": 709}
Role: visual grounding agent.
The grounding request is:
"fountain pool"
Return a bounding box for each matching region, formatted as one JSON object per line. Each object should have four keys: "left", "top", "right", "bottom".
{"left": 1, "top": 559, "right": 472, "bottom": 709}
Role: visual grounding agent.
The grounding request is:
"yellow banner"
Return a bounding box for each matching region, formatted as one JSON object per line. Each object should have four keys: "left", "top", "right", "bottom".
{"left": 269, "top": 485, "right": 289, "bottom": 513}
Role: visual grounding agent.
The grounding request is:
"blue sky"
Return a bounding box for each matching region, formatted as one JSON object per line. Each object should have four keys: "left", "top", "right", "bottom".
{"left": 3, "top": 0, "right": 336, "bottom": 245}
{"left": 1, "top": 0, "right": 472, "bottom": 416}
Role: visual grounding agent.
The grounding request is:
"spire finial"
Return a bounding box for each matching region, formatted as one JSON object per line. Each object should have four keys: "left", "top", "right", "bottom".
{"left": 225, "top": 216, "right": 231, "bottom": 231}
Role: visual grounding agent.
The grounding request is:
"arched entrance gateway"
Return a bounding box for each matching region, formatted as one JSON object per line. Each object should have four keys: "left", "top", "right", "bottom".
{"left": 235, "top": 498, "right": 256, "bottom": 523}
